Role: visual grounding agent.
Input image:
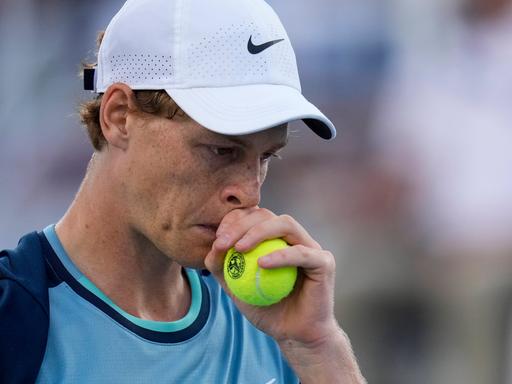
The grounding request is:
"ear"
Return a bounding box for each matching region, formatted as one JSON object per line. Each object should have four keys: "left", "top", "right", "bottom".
{"left": 99, "top": 83, "right": 138, "bottom": 150}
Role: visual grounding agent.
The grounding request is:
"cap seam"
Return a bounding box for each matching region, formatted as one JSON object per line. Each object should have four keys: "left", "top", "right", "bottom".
{"left": 173, "top": 0, "right": 184, "bottom": 88}
{"left": 169, "top": 81, "right": 300, "bottom": 92}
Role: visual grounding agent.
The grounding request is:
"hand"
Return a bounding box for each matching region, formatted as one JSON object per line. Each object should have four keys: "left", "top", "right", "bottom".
{"left": 205, "top": 208, "right": 366, "bottom": 383}
{"left": 204, "top": 207, "right": 338, "bottom": 346}
{"left": 205, "top": 207, "right": 366, "bottom": 383}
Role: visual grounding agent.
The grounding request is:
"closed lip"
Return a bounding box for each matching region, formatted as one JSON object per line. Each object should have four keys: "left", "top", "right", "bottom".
{"left": 195, "top": 223, "right": 219, "bottom": 233}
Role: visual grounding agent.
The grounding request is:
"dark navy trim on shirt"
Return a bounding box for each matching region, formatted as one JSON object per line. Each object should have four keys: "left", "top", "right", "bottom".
{"left": 37, "top": 232, "right": 211, "bottom": 343}
{"left": 0, "top": 232, "right": 51, "bottom": 384}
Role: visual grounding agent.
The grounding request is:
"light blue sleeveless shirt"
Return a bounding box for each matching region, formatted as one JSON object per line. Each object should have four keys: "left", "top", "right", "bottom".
{"left": 36, "top": 225, "right": 298, "bottom": 384}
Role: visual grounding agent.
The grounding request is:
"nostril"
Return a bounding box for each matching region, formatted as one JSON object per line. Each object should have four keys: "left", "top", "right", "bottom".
{"left": 227, "top": 195, "right": 241, "bottom": 205}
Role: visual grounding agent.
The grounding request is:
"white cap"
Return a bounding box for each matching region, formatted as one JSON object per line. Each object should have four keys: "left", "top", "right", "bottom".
{"left": 90, "top": 0, "right": 336, "bottom": 140}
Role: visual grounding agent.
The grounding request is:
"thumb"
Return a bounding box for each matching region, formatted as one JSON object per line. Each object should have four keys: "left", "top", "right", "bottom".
{"left": 204, "top": 239, "right": 228, "bottom": 281}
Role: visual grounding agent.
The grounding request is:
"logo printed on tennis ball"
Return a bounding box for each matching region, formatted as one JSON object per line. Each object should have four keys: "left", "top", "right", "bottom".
{"left": 223, "top": 238, "right": 297, "bottom": 306}
{"left": 226, "top": 251, "right": 245, "bottom": 279}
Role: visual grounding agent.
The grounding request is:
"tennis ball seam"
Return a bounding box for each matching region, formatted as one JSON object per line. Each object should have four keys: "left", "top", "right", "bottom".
{"left": 255, "top": 266, "right": 274, "bottom": 303}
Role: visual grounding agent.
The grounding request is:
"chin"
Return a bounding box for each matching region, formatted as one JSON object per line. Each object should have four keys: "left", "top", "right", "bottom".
{"left": 184, "top": 259, "right": 208, "bottom": 270}
{"left": 176, "top": 257, "right": 208, "bottom": 270}
{"left": 173, "top": 242, "right": 212, "bottom": 270}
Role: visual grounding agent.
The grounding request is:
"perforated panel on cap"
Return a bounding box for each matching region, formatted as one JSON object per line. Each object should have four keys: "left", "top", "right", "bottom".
{"left": 106, "top": 54, "right": 173, "bottom": 85}
{"left": 183, "top": 22, "right": 300, "bottom": 90}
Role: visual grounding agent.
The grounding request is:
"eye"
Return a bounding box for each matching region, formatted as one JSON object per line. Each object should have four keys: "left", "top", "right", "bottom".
{"left": 209, "top": 146, "right": 236, "bottom": 157}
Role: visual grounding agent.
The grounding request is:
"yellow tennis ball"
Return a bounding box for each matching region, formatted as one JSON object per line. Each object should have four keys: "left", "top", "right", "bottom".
{"left": 223, "top": 238, "right": 297, "bottom": 306}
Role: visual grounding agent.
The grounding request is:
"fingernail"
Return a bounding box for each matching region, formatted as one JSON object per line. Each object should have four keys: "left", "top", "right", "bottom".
{"left": 235, "top": 238, "right": 247, "bottom": 250}
{"left": 258, "top": 255, "right": 271, "bottom": 267}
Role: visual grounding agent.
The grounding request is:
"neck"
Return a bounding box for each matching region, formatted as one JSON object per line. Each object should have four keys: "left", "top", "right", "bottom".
{"left": 55, "top": 154, "right": 190, "bottom": 322}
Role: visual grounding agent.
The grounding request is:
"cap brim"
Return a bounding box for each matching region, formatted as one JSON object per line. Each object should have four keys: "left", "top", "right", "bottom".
{"left": 166, "top": 84, "right": 336, "bottom": 140}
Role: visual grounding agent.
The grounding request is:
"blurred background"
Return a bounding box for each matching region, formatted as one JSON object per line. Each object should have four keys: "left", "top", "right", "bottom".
{"left": 1, "top": 0, "right": 512, "bottom": 382}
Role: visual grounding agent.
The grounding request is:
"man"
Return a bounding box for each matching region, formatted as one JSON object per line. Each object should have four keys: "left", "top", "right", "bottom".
{"left": 0, "top": 0, "right": 365, "bottom": 382}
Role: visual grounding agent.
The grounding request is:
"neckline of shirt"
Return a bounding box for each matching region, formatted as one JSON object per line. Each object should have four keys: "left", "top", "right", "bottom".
{"left": 42, "top": 224, "right": 209, "bottom": 338}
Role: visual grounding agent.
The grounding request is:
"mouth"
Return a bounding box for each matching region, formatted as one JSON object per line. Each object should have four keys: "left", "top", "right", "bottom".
{"left": 195, "top": 223, "right": 219, "bottom": 237}
{"left": 198, "top": 224, "right": 218, "bottom": 231}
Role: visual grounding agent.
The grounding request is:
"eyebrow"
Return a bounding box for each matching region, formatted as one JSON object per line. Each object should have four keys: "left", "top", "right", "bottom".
{"left": 222, "top": 135, "right": 289, "bottom": 151}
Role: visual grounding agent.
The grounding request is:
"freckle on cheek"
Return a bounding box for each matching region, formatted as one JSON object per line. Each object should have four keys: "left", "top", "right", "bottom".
{"left": 161, "top": 223, "right": 171, "bottom": 231}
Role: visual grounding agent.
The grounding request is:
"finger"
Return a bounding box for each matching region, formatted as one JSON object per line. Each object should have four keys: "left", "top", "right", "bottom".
{"left": 216, "top": 207, "right": 257, "bottom": 234}
{"left": 204, "top": 241, "right": 226, "bottom": 278}
{"left": 235, "top": 214, "right": 321, "bottom": 252}
{"left": 258, "top": 245, "right": 336, "bottom": 279}
{"left": 215, "top": 208, "right": 275, "bottom": 251}
{"left": 206, "top": 209, "right": 262, "bottom": 280}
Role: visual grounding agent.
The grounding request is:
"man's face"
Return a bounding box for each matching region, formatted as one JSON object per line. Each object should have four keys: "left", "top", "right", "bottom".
{"left": 120, "top": 111, "right": 288, "bottom": 268}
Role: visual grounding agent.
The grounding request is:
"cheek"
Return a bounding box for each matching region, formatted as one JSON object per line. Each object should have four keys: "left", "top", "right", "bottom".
{"left": 121, "top": 150, "right": 180, "bottom": 226}
{"left": 147, "top": 174, "right": 225, "bottom": 266}
{"left": 123, "top": 138, "right": 227, "bottom": 234}
{"left": 137, "top": 163, "right": 220, "bottom": 231}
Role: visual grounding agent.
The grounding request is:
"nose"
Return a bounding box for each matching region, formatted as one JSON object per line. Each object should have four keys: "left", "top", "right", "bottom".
{"left": 220, "top": 165, "right": 262, "bottom": 209}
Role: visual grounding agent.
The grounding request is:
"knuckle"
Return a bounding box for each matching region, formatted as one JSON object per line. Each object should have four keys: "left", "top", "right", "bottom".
{"left": 322, "top": 250, "right": 336, "bottom": 270}
{"left": 279, "top": 214, "right": 293, "bottom": 223}
{"left": 294, "top": 244, "right": 308, "bottom": 254}
{"left": 292, "top": 244, "right": 301, "bottom": 251}
{"left": 311, "top": 239, "right": 322, "bottom": 250}
{"left": 243, "top": 226, "right": 259, "bottom": 240}
{"left": 225, "top": 208, "right": 245, "bottom": 221}
{"left": 219, "top": 209, "right": 247, "bottom": 231}
{"left": 279, "top": 214, "right": 296, "bottom": 227}
{"left": 257, "top": 207, "right": 275, "bottom": 218}
{"left": 273, "top": 249, "right": 287, "bottom": 262}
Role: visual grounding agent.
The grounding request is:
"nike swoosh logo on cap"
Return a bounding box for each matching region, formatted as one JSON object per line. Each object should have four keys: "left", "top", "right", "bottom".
{"left": 247, "top": 35, "right": 285, "bottom": 54}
